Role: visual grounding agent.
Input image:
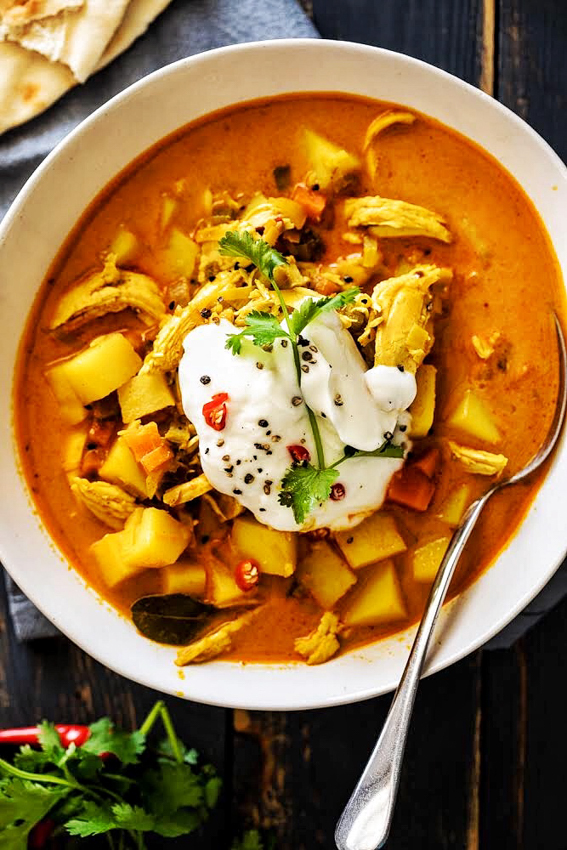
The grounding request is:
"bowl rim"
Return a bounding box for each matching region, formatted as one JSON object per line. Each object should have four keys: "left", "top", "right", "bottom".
{"left": 1, "top": 37, "right": 566, "bottom": 710}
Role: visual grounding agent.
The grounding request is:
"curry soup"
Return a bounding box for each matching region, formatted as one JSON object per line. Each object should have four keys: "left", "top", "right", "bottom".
{"left": 15, "top": 95, "right": 564, "bottom": 665}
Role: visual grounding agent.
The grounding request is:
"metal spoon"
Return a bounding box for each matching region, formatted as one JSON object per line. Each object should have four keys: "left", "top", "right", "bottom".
{"left": 335, "top": 314, "right": 567, "bottom": 850}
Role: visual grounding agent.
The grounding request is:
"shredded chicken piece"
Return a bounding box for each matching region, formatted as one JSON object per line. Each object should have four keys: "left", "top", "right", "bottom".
{"left": 139, "top": 272, "right": 244, "bottom": 375}
{"left": 364, "top": 110, "right": 417, "bottom": 181}
{"left": 344, "top": 196, "right": 451, "bottom": 243}
{"left": 295, "top": 612, "right": 341, "bottom": 665}
{"left": 163, "top": 473, "right": 212, "bottom": 507}
{"left": 175, "top": 611, "right": 257, "bottom": 665}
{"left": 164, "top": 414, "right": 197, "bottom": 451}
{"left": 363, "top": 110, "right": 417, "bottom": 151}
{"left": 372, "top": 265, "right": 452, "bottom": 371}
{"left": 50, "top": 256, "right": 166, "bottom": 330}
{"left": 448, "top": 441, "right": 508, "bottom": 476}
{"left": 201, "top": 492, "right": 245, "bottom": 522}
{"left": 471, "top": 332, "right": 501, "bottom": 360}
{"left": 71, "top": 478, "right": 137, "bottom": 529}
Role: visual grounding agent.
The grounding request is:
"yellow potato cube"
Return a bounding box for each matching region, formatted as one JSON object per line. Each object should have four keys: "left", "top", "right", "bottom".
{"left": 232, "top": 515, "right": 297, "bottom": 577}
{"left": 446, "top": 389, "right": 501, "bottom": 444}
{"left": 207, "top": 558, "right": 252, "bottom": 607}
{"left": 109, "top": 228, "right": 140, "bottom": 266}
{"left": 118, "top": 372, "right": 175, "bottom": 423}
{"left": 125, "top": 507, "right": 190, "bottom": 569}
{"left": 99, "top": 436, "right": 148, "bottom": 499}
{"left": 342, "top": 560, "right": 407, "bottom": 627}
{"left": 163, "top": 228, "right": 199, "bottom": 278}
{"left": 62, "top": 426, "right": 87, "bottom": 474}
{"left": 58, "top": 333, "right": 142, "bottom": 406}
{"left": 297, "top": 542, "right": 357, "bottom": 610}
{"left": 335, "top": 512, "right": 406, "bottom": 570}
{"left": 45, "top": 363, "right": 87, "bottom": 424}
{"left": 436, "top": 484, "right": 471, "bottom": 527}
{"left": 304, "top": 128, "right": 360, "bottom": 191}
{"left": 411, "top": 536, "right": 452, "bottom": 583}
{"left": 410, "top": 364, "right": 436, "bottom": 438}
{"left": 160, "top": 195, "right": 179, "bottom": 232}
{"left": 91, "top": 529, "right": 140, "bottom": 588}
{"left": 162, "top": 561, "right": 207, "bottom": 597}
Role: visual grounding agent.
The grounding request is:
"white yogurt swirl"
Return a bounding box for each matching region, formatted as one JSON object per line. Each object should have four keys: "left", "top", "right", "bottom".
{"left": 178, "top": 311, "right": 415, "bottom": 531}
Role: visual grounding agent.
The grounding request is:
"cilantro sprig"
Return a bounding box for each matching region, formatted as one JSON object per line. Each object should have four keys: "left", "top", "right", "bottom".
{"left": 219, "top": 229, "right": 404, "bottom": 525}
{"left": 0, "top": 701, "right": 220, "bottom": 849}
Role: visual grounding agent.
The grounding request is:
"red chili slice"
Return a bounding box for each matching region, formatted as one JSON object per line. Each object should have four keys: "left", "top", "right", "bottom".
{"left": 287, "top": 444, "right": 310, "bottom": 463}
{"left": 202, "top": 392, "right": 229, "bottom": 431}
{"left": 330, "top": 482, "right": 346, "bottom": 501}
{"left": 235, "top": 559, "right": 260, "bottom": 592}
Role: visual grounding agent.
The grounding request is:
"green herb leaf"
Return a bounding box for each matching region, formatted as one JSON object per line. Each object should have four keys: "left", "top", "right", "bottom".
{"left": 288, "top": 287, "right": 360, "bottom": 336}
{"left": 278, "top": 463, "right": 339, "bottom": 525}
{"left": 344, "top": 441, "right": 405, "bottom": 462}
{"left": 82, "top": 718, "right": 145, "bottom": 765}
{"left": 65, "top": 800, "right": 116, "bottom": 837}
{"left": 143, "top": 762, "right": 204, "bottom": 816}
{"left": 37, "top": 722, "right": 65, "bottom": 762}
{"left": 131, "top": 594, "right": 212, "bottom": 645}
{"left": 226, "top": 311, "right": 291, "bottom": 355}
{"left": 0, "top": 779, "right": 68, "bottom": 848}
{"left": 232, "top": 829, "right": 265, "bottom": 850}
{"left": 112, "top": 802, "right": 156, "bottom": 832}
{"left": 219, "top": 230, "right": 287, "bottom": 281}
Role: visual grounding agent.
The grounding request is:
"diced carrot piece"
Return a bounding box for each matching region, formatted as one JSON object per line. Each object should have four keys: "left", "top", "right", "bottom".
{"left": 312, "top": 275, "right": 342, "bottom": 296}
{"left": 140, "top": 443, "right": 173, "bottom": 473}
{"left": 291, "top": 182, "right": 327, "bottom": 220}
{"left": 123, "top": 421, "right": 163, "bottom": 461}
{"left": 412, "top": 447, "right": 440, "bottom": 479}
{"left": 387, "top": 466, "right": 435, "bottom": 512}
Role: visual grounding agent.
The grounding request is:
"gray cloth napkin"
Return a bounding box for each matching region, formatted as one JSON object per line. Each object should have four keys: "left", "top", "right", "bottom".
{"left": 2, "top": 0, "right": 565, "bottom": 650}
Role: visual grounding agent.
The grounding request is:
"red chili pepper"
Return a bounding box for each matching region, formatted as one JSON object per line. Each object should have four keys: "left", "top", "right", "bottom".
{"left": 287, "top": 444, "right": 310, "bottom": 463}
{"left": 234, "top": 559, "right": 260, "bottom": 592}
{"left": 0, "top": 724, "right": 90, "bottom": 747}
{"left": 29, "top": 818, "right": 56, "bottom": 849}
{"left": 202, "top": 392, "right": 229, "bottom": 431}
{"left": 330, "top": 482, "right": 346, "bottom": 501}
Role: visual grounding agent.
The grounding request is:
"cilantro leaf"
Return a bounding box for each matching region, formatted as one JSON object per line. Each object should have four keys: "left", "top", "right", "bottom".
{"left": 143, "top": 762, "right": 204, "bottom": 817}
{"left": 82, "top": 718, "right": 145, "bottom": 765}
{"left": 346, "top": 441, "right": 405, "bottom": 461}
{"left": 288, "top": 287, "right": 360, "bottom": 336}
{"left": 65, "top": 800, "right": 116, "bottom": 837}
{"left": 232, "top": 829, "right": 265, "bottom": 850}
{"left": 0, "top": 779, "right": 68, "bottom": 848}
{"left": 226, "top": 311, "right": 290, "bottom": 355}
{"left": 111, "top": 802, "right": 156, "bottom": 832}
{"left": 37, "top": 722, "right": 65, "bottom": 762}
{"left": 219, "top": 230, "right": 288, "bottom": 281}
{"left": 152, "top": 809, "right": 202, "bottom": 838}
{"left": 278, "top": 463, "right": 339, "bottom": 524}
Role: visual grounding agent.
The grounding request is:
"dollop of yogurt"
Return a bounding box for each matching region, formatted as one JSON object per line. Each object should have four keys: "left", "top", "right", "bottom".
{"left": 178, "top": 311, "right": 416, "bottom": 532}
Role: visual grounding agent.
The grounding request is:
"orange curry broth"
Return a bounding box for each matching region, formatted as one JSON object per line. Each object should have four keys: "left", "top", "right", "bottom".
{"left": 14, "top": 94, "right": 565, "bottom": 662}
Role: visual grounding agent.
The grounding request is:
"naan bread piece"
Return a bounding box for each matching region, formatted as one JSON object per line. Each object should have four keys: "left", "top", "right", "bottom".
{"left": 0, "top": 41, "right": 73, "bottom": 135}
{"left": 0, "top": 0, "right": 130, "bottom": 82}
{"left": 0, "top": 0, "right": 173, "bottom": 136}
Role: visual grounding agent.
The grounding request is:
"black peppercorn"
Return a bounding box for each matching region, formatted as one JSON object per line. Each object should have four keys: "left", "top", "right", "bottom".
{"left": 200, "top": 375, "right": 211, "bottom": 384}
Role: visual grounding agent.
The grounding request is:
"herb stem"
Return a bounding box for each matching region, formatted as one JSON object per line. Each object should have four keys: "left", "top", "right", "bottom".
{"left": 139, "top": 700, "right": 164, "bottom": 737}
{"left": 0, "top": 757, "right": 79, "bottom": 789}
{"left": 159, "top": 704, "right": 183, "bottom": 765}
{"left": 306, "top": 406, "right": 326, "bottom": 469}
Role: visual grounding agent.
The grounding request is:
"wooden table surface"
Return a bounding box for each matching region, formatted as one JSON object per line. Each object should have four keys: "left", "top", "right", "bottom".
{"left": 2, "top": 2, "right": 566, "bottom": 848}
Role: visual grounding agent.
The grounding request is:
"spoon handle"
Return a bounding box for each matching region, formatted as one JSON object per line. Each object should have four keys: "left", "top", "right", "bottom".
{"left": 334, "top": 494, "right": 490, "bottom": 850}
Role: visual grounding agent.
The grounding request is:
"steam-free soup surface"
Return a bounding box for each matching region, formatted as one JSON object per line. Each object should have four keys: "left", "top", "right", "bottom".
{"left": 16, "top": 95, "right": 563, "bottom": 664}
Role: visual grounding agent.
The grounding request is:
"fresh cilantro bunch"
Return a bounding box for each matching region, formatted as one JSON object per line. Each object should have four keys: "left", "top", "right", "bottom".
{"left": 218, "top": 230, "right": 405, "bottom": 524}
{"left": 0, "top": 701, "right": 221, "bottom": 849}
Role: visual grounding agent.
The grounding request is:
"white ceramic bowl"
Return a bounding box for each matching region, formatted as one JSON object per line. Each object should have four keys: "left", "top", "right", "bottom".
{"left": 1, "top": 39, "right": 566, "bottom": 710}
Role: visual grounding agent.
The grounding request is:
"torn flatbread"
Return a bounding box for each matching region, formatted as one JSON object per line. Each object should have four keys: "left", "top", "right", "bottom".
{"left": 0, "top": 0, "right": 173, "bottom": 136}
{"left": 0, "top": 0, "right": 131, "bottom": 82}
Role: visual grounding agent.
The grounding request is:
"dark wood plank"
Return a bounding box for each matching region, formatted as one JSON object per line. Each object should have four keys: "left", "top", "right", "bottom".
{"left": 479, "top": 646, "right": 526, "bottom": 849}
{"left": 312, "top": 0, "right": 486, "bottom": 86}
{"left": 232, "top": 655, "right": 482, "bottom": 849}
{"left": 520, "top": 594, "right": 567, "bottom": 850}
{"left": 0, "top": 580, "right": 230, "bottom": 848}
{"left": 498, "top": 0, "right": 567, "bottom": 159}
